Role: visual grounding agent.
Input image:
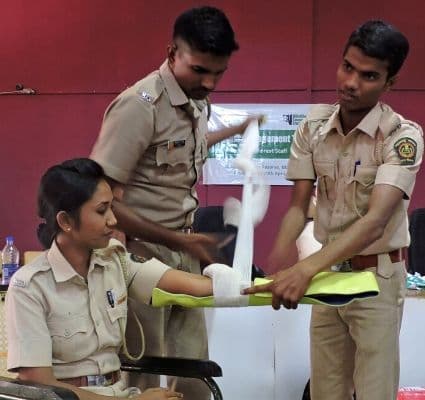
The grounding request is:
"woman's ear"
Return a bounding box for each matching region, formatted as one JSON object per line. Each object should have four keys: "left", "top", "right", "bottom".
{"left": 56, "top": 211, "right": 73, "bottom": 233}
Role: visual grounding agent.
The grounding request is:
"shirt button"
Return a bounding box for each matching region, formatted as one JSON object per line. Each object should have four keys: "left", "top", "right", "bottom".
{"left": 64, "top": 329, "right": 70, "bottom": 337}
{"left": 342, "top": 152, "right": 348, "bottom": 157}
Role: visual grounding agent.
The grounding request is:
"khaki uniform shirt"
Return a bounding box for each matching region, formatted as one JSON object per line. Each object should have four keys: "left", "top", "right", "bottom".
{"left": 287, "top": 102, "right": 423, "bottom": 254}
{"left": 6, "top": 239, "right": 170, "bottom": 378}
{"left": 90, "top": 61, "right": 209, "bottom": 229}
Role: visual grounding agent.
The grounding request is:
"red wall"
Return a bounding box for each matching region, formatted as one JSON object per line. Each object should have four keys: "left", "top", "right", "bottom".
{"left": 1, "top": 0, "right": 424, "bottom": 272}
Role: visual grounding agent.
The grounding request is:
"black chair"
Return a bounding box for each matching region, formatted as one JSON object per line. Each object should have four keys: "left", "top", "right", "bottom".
{"left": 121, "top": 355, "right": 223, "bottom": 400}
{"left": 408, "top": 208, "right": 425, "bottom": 275}
{"left": 0, "top": 359, "right": 223, "bottom": 400}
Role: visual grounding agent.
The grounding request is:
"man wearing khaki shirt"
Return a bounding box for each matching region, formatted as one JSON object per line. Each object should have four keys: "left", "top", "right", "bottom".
{"left": 246, "top": 20, "right": 423, "bottom": 400}
{"left": 90, "top": 7, "right": 252, "bottom": 399}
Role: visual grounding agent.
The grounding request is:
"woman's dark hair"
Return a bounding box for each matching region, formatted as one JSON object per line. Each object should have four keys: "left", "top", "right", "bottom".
{"left": 344, "top": 20, "right": 409, "bottom": 79}
{"left": 37, "top": 158, "right": 105, "bottom": 249}
{"left": 173, "top": 6, "right": 239, "bottom": 56}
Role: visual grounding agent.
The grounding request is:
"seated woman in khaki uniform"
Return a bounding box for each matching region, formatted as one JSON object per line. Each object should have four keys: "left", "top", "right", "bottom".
{"left": 5, "top": 158, "right": 215, "bottom": 400}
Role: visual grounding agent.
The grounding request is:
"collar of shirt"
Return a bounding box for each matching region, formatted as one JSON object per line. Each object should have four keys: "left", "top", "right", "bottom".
{"left": 47, "top": 241, "right": 81, "bottom": 282}
{"left": 46, "top": 240, "right": 113, "bottom": 283}
{"left": 159, "top": 60, "right": 206, "bottom": 120}
{"left": 159, "top": 60, "right": 188, "bottom": 107}
{"left": 321, "top": 102, "right": 382, "bottom": 138}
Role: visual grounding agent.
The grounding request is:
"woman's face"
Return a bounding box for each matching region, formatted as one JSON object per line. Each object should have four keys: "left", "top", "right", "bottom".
{"left": 70, "top": 179, "right": 117, "bottom": 250}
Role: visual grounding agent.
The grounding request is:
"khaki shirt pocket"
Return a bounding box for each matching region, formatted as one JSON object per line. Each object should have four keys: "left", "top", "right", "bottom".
{"left": 48, "top": 315, "right": 90, "bottom": 362}
{"left": 314, "top": 161, "right": 336, "bottom": 202}
{"left": 105, "top": 302, "right": 128, "bottom": 343}
{"left": 106, "top": 302, "right": 128, "bottom": 324}
{"left": 156, "top": 142, "right": 191, "bottom": 168}
{"left": 348, "top": 166, "right": 378, "bottom": 216}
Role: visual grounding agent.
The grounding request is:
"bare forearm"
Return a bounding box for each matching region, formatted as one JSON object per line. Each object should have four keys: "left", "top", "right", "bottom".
{"left": 207, "top": 120, "right": 249, "bottom": 148}
{"left": 300, "top": 213, "right": 386, "bottom": 276}
{"left": 157, "top": 269, "right": 213, "bottom": 297}
{"left": 272, "top": 180, "right": 315, "bottom": 254}
{"left": 274, "top": 207, "right": 309, "bottom": 253}
{"left": 299, "top": 185, "right": 404, "bottom": 277}
{"left": 18, "top": 370, "right": 113, "bottom": 400}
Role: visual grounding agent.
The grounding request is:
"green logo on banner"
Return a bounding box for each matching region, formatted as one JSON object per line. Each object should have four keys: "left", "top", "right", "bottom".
{"left": 208, "top": 130, "right": 294, "bottom": 160}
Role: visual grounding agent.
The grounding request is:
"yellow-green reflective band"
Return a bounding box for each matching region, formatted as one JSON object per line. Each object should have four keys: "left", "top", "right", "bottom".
{"left": 151, "top": 271, "right": 379, "bottom": 308}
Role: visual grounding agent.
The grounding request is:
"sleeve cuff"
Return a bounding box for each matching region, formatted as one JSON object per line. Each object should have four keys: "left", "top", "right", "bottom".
{"left": 128, "top": 258, "right": 171, "bottom": 304}
{"left": 7, "top": 339, "right": 52, "bottom": 371}
{"left": 375, "top": 164, "right": 417, "bottom": 199}
{"left": 89, "top": 158, "right": 131, "bottom": 184}
{"left": 286, "top": 158, "right": 316, "bottom": 180}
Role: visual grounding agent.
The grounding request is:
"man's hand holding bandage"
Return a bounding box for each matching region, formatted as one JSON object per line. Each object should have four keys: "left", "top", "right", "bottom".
{"left": 243, "top": 265, "right": 312, "bottom": 309}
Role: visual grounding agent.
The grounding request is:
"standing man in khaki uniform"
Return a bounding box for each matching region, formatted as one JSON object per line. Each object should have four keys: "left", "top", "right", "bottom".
{"left": 91, "top": 6, "right": 250, "bottom": 399}
{"left": 246, "top": 21, "right": 423, "bottom": 400}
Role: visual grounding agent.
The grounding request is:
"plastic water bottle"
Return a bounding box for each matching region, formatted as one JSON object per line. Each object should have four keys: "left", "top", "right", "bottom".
{"left": 2, "top": 236, "right": 20, "bottom": 285}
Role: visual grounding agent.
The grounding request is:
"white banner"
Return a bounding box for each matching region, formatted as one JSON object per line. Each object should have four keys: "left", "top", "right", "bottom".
{"left": 204, "top": 104, "right": 311, "bottom": 185}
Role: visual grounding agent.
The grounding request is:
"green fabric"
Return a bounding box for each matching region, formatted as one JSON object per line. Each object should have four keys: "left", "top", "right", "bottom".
{"left": 151, "top": 271, "right": 380, "bottom": 308}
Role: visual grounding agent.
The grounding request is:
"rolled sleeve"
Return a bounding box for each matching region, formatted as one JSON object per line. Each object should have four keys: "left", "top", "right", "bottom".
{"left": 6, "top": 285, "right": 52, "bottom": 371}
{"left": 286, "top": 119, "right": 316, "bottom": 180}
{"left": 90, "top": 92, "right": 155, "bottom": 184}
{"left": 128, "top": 257, "right": 171, "bottom": 304}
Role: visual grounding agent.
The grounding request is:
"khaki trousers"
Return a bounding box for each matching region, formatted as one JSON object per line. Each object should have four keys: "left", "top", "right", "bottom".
{"left": 310, "top": 255, "right": 406, "bottom": 400}
{"left": 125, "top": 241, "right": 210, "bottom": 400}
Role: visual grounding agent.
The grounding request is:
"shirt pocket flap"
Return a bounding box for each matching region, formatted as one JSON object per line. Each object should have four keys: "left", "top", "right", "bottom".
{"left": 106, "top": 303, "right": 128, "bottom": 323}
{"left": 156, "top": 142, "right": 189, "bottom": 167}
{"left": 314, "top": 161, "right": 335, "bottom": 180}
{"left": 352, "top": 166, "right": 378, "bottom": 187}
{"left": 48, "top": 315, "right": 89, "bottom": 338}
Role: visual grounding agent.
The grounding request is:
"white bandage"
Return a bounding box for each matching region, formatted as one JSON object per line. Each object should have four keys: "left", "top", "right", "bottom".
{"left": 202, "top": 263, "right": 250, "bottom": 307}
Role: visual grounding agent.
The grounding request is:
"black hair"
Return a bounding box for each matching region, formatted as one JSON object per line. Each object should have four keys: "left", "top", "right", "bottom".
{"left": 344, "top": 20, "right": 409, "bottom": 79}
{"left": 37, "top": 158, "right": 105, "bottom": 249}
{"left": 173, "top": 6, "right": 239, "bottom": 56}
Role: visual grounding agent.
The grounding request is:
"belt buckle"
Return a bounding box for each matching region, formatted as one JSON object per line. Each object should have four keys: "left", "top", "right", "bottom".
{"left": 333, "top": 259, "right": 352, "bottom": 272}
{"left": 86, "top": 374, "right": 110, "bottom": 387}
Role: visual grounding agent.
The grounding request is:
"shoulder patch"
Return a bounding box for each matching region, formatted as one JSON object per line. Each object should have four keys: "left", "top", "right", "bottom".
{"left": 394, "top": 137, "right": 417, "bottom": 165}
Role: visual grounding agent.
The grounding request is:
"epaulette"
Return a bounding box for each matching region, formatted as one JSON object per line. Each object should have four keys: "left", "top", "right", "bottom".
{"left": 379, "top": 103, "right": 422, "bottom": 139}
{"left": 134, "top": 73, "right": 164, "bottom": 104}
{"left": 10, "top": 253, "right": 49, "bottom": 288}
{"left": 93, "top": 238, "right": 126, "bottom": 262}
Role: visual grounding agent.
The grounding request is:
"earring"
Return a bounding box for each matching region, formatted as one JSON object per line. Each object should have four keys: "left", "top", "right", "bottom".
{"left": 66, "top": 227, "right": 71, "bottom": 232}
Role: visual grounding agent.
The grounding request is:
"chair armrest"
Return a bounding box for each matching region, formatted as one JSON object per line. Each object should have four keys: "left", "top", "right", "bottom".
{"left": 0, "top": 376, "right": 78, "bottom": 400}
{"left": 120, "top": 356, "right": 222, "bottom": 379}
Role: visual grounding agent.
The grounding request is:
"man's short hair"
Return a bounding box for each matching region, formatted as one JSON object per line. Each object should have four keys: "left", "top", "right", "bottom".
{"left": 173, "top": 6, "right": 239, "bottom": 56}
{"left": 344, "top": 20, "right": 409, "bottom": 79}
